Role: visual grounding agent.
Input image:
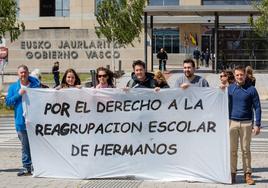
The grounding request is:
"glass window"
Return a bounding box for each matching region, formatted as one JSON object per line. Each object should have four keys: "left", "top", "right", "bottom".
{"left": 149, "top": 0, "right": 180, "bottom": 6}
{"left": 216, "top": 29, "right": 268, "bottom": 69}
{"left": 202, "top": 0, "right": 258, "bottom": 5}
{"left": 153, "top": 29, "right": 180, "bottom": 53}
{"left": 55, "top": 0, "right": 70, "bottom": 17}
{"left": 95, "top": 0, "right": 101, "bottom": 14}
{"left": 40, "top": 0, "right": 69, "bottom": 17}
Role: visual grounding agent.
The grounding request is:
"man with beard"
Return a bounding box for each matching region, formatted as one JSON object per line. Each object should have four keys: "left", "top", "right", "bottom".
{"left": 126, "top": 60, "right": 157, "bottom": 88}
{"left": 174, "top": 58, "right": 209, "bottom": 89}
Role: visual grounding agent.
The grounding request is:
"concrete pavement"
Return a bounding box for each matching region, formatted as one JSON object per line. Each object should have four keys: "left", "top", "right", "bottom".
{"left": 0, "top": 141, "right": 268, "bottom": 187}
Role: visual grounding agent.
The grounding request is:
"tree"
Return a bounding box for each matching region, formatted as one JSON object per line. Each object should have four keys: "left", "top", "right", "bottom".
{"left": 95, "top": 0, "right": 146, "bottom": 71}
{"left": 0, "top": 0, "right": 25, "bottom": 42}
{"left": 250, "top": 0, "right": 268, "bottom": 36}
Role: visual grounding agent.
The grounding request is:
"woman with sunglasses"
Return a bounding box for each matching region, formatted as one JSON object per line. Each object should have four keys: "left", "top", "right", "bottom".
{"left": 56, "top": 68, "right": 82, "bottom": 89}
{"left": 219, "top": 70, "right": 234, "bottom": 86}
{"left": 95, "top": 67, "right": 115, "bottom": 88}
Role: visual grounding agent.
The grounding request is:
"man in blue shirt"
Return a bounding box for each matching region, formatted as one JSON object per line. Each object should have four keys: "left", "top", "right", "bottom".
{"left": 228, "top": 65, "right": 261, "bottom": 185}
{"left": 6, "top": 65, "right": 40, "bottom": 176}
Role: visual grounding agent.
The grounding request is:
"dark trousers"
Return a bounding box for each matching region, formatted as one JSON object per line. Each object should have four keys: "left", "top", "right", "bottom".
{"left": 159, "top": 59, "right": 167, "bottom": 71}
{"left": 54, "top": 74, "right": 60, "bottom": 87}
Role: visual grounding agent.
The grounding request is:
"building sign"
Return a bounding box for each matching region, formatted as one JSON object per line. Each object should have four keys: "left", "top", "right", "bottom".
{"left": 21, "top": 40, "right": 124, "bottom": 60}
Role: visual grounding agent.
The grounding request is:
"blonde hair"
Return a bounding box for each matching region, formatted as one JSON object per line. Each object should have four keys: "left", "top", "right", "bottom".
{"left": 246, "top": 66, "right": 254, "bottom": 79}
{"left": 154, "top": 70, "right": 167, "bottom": 84}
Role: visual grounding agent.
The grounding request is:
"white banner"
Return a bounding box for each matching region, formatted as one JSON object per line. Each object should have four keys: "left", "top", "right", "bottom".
{"left": 23, "top": 87, "right": 230, "bottom": 183}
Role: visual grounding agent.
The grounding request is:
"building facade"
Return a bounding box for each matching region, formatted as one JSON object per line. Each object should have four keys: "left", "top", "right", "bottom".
{"left": 4, "top": 0, "right": 268, "bottom": 73}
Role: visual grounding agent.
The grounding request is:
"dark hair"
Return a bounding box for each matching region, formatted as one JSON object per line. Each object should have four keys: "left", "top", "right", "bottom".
{"left": 96, "top": 67, "right": 114, "bottom": 87}
{"left": 226, "top": 70, "right": 235, "bottom": 84}
{"left": 17, "top": 64, "right": 29, "bottom": 72}
{"left": 132, "top": 60, "right": 145, "bottom": 70}
{"left": 61, "top": 68, "right": 81, "bottom": 87}
{"left": 221, "top": 69, "right": 235, "bottom": 84}
{"left": 183, "top": 58, "right": 195, "bottom": 68}
{"left": 234, "top": 65, "right": 245, "bottom": 73}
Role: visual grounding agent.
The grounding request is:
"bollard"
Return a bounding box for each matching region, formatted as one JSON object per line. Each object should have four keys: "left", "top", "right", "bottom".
{"left": 90, "top": 70, "right": 96, "bottom": 88}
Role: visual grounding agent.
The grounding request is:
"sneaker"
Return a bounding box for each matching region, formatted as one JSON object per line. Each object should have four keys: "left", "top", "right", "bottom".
{"left": 17, "top": 168, "right": 32, "bottom": 176}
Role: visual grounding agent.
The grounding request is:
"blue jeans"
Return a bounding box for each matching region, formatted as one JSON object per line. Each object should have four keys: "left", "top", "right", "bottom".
{"left": 17, "top": 131, "right": 32, "bottom": 170}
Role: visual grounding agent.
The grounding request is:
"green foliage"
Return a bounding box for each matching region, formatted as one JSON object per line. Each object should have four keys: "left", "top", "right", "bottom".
{"left": 0, "top": 93, "right": 13, "bottom": 115}
{"left": 0, "top": 0, "right": 25, "bottom": 42}
{"left": 250, "top": 0, "right": 268, "bottom": 36}
{"left": 95, "top": 0, "right": 146, "bottom": 47}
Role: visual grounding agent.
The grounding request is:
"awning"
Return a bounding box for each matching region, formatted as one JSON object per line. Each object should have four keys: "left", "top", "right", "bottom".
{"left": 144, "top": 5, "right": 260, "bottom": 16}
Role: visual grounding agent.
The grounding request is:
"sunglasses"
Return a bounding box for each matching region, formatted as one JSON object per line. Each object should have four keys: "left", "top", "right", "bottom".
{"left": 220, "top": 75, "right": 227, "bottom": 78}
{"left": 98, "top": 74, "right": 107, "bottom": 78}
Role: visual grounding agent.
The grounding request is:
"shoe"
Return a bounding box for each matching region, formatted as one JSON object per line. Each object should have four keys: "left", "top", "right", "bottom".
{"left": 231, "top": 173, "right": 236, "bottom": 184}
{"left": 244, "top": 173, "right": 255, "bottom": 185}
{"left": 17, "top": 168, "right": 32, "bottom": 176}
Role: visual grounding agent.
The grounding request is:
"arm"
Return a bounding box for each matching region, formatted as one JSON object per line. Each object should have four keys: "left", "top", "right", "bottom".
{"left": 252, "top": 88, "right": 261, "bottom": 127}
{"left": 5, "top": 85, "right": 21, "bottom": 107}
{"left": 203, "top": 79, "right": 209, "bottom": 87}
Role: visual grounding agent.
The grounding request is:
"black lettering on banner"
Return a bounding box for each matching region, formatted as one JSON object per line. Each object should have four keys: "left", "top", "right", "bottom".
{"left": 134, "top": 145, "right": 143, "bottom": 155}
{"left": 168, "top": 144, "right": 177, "bottom": 155}
{"left": 105, "top": 144, "right": 113, "bottom": 156}
{"left": 184, "top": 98, "right": 192, "bottom": 110}
{"left": 184, "top": 98, "right": 203, "bottom": 110}
{"left": 115, "top": 101, "right": 123, "bottom": 111}
{"left": 123, "top": 100, "right": 131, "bottom": 111}
{"left": 149, "top": 121, "right": 157, "bottom": 133}
{"left": 70, "top": 123, "right": 78, "bottom": 134}
{"left": 61, "top": 123, "right": 70, "bottom": 136}
{"left": 113, "top": 122, "right": 120, "bottom": 133}
{"left": 93, "top": 144, "right": 178, "bottom": 156}
{"left": 195, "top": 99, "right": 203, "bottom": 110}
{"left": 106, "top": 101, "right": 114, "bottom": 112}
{"left": 196, "top": 122, "right": 206, "bottom": 132}
{"left": 113, "top": 144, "right": 122, "bottom": 155}
{"left": 176, "top": 121, "right": 188, "bottom": 132}
{"left": 122, "top": 145, "right": 133, "bottom": 155}
{"left": 168, "top": 99, "right": 177, "bottom": 110}
{"left": 151, "top": 100, "right": 161, "bottom": 110}
{"left": 187, "top": 121, "right": 196, "bottom": 132}
{"left": 97, "top": 101, "right": 105, "bottom": 112}
{"left": 156, "top": 144, "right": 167, "bottom": 155}
{"left": 207, "top": 121, "right": 216, "bottom": 132}
{"left": 44, "top": 124, "right": 52, "bottom": 135}
{"left": 96, "top": 99, "right": 162, "bottom": 112}
{"left": 44, "top": 102, "right": 70, "bottom": 117}
{"left": 51, "top": 124, "right": 61, "bottom": 135}
{"left": 158, "top": 121, "right": 167, "bottom": 132}
{"left": 144, "top": 143, "right": 156, "bottom": 154}
{"left": 35, "top": 124, "right": 44, "bottom": 136}
{"left": 71, "top": 144, "right": 89, "bottom": 156}
{"left": 75, "top": 101, "right": 90, "bottom": 113}
{"left": 94, "top": 144, "right": 105, "bottom": 156}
